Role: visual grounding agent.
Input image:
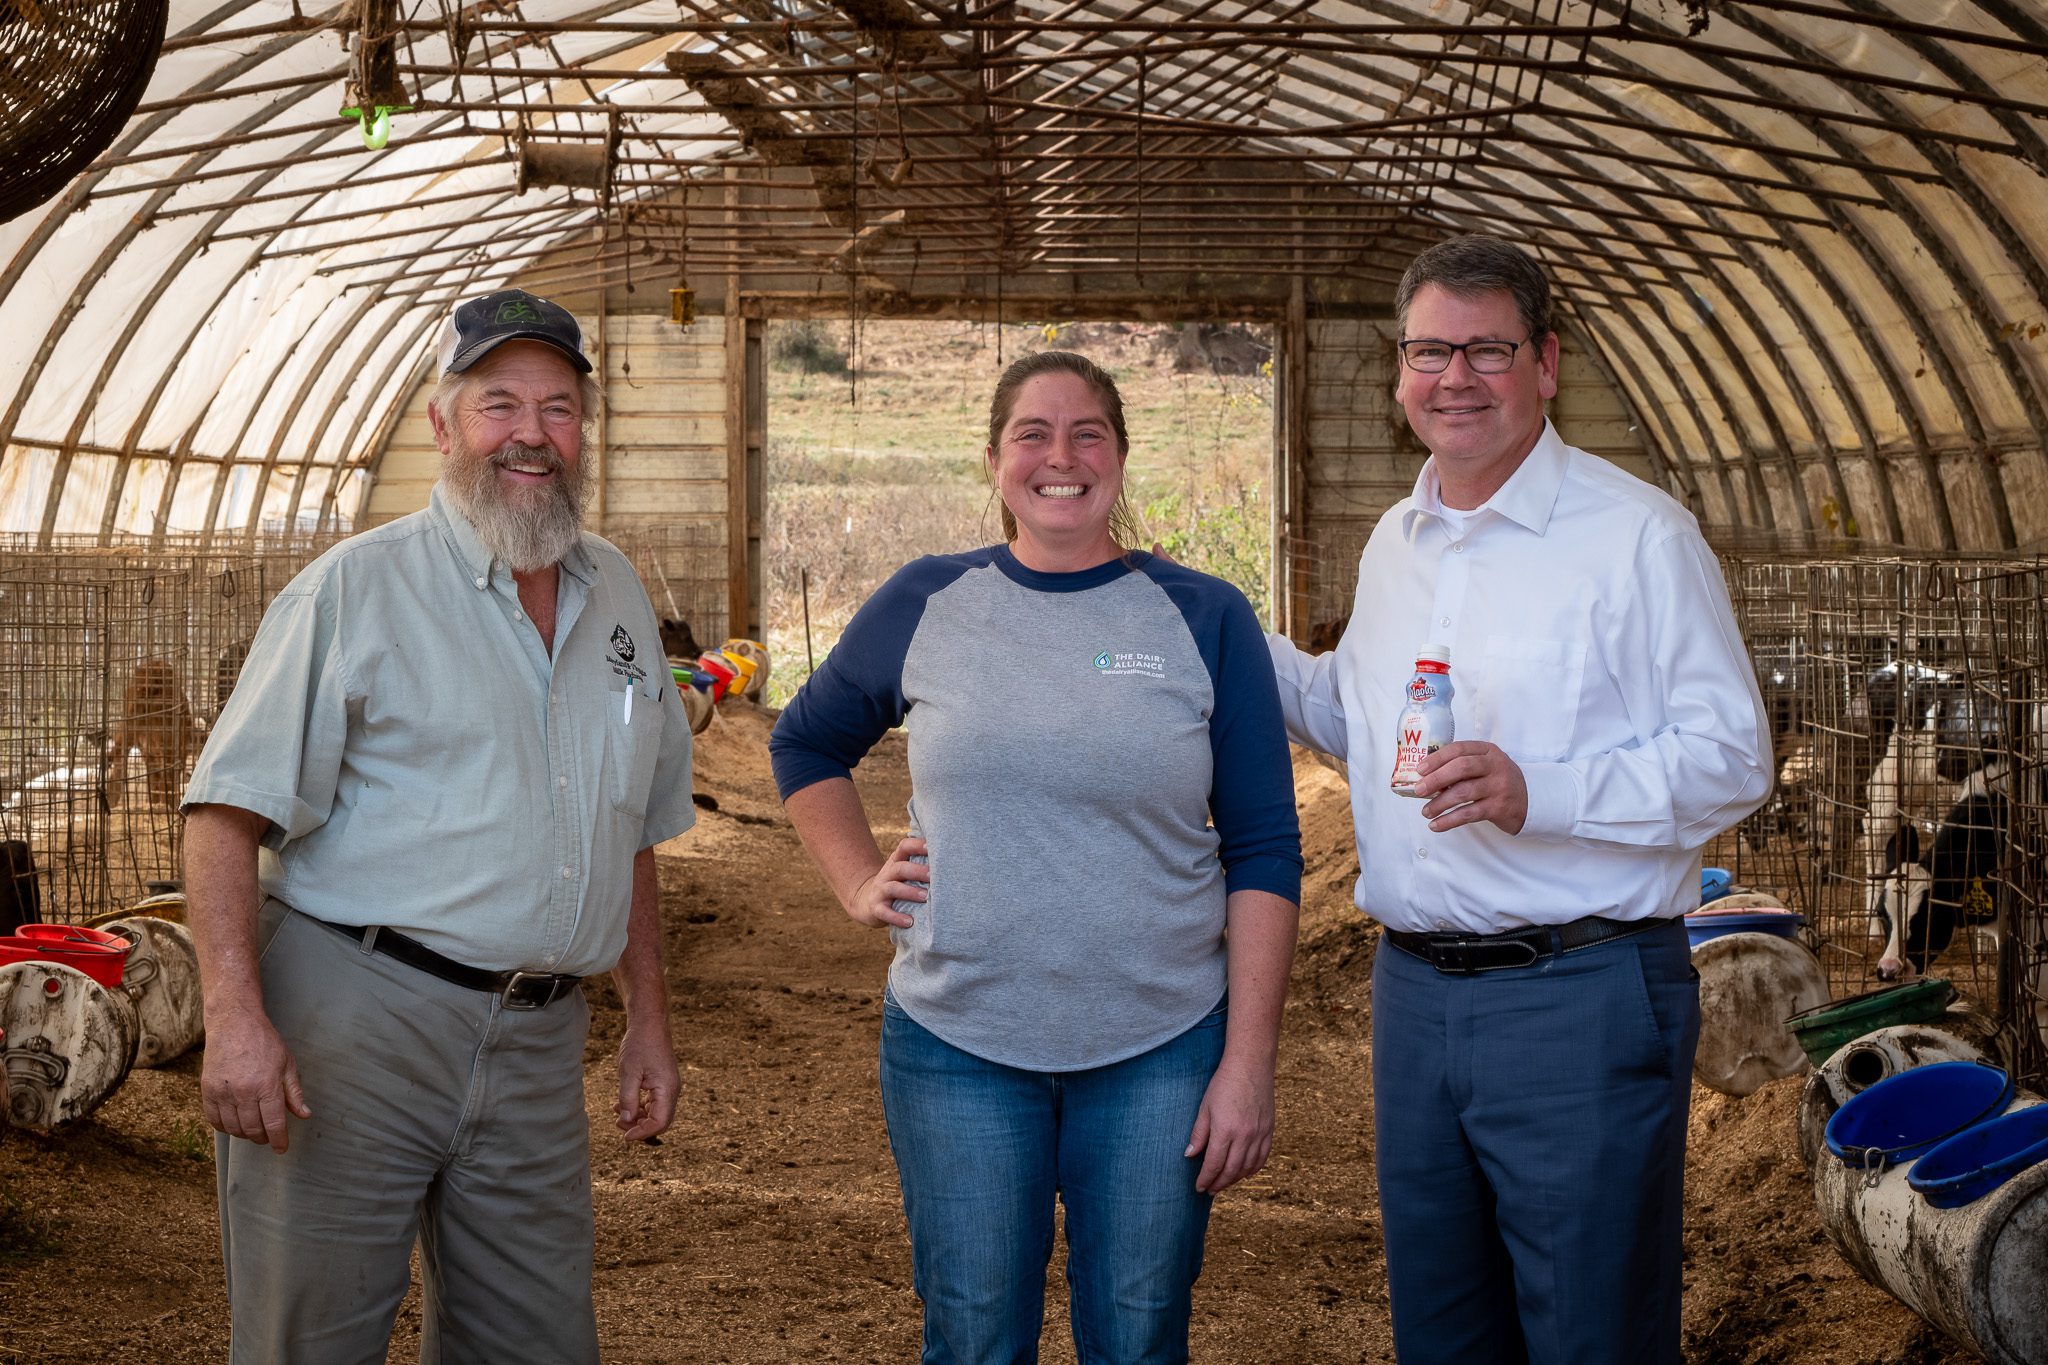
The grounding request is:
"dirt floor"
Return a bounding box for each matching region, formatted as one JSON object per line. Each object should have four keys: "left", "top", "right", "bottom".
{"left": 0, "top": 700, "right": 1970, "bottom": 1363}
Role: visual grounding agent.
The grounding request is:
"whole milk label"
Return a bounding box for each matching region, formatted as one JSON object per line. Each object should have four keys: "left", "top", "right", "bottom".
{"left": 1390, "top": 653, "right": 1454, "bottom": 798}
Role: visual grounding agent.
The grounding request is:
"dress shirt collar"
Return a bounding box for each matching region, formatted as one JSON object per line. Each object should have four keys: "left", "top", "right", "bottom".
{"left": 428, "top": 482, "right": 598, "bottom": 587}
{"left": 1402, "top": 418, "right": 1572, "bottom": 540}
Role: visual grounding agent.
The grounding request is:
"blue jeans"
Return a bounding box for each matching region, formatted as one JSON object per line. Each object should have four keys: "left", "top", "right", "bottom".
{"left": 878, "top": 995, "right": 1226, "bottom": 1365}
{"left": 1371, "top": 919, "right": 1700, "bottom": 1365}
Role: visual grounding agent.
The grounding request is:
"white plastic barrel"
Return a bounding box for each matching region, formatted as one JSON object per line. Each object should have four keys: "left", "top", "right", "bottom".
{"left": 100, "top": 915, "right": 204, "bottom": 1067}
{"left": 1795, "top": 1024, "right": 1993, "bottom": 1171}
{"left": 1691, "top": 930, "right": 1828, "bottom": 1096}
{"left": 0, "top": 960, "right": 136, "bottom": 1131}
{"left": 1814, "top": 1095, "right": 2048, "bottom": 1365}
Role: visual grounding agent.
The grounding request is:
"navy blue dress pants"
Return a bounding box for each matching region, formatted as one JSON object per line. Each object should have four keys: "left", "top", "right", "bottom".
{"left": 1370, "top": 919, "right": 1699, "bottom": 1365}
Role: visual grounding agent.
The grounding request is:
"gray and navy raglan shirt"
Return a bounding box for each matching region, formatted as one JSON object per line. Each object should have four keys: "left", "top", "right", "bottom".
{"left": 770, "top": 545, "right": 1302, "bottom": 1072}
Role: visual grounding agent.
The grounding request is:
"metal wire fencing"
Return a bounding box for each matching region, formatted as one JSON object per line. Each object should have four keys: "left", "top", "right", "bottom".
{"left": 1715, "top": 554, "right": 2048, "bottom": 1088}
{"left": 0, "top": 544, "right": 324, "bottom": 924}
{"left": 1276, "top": 527, "right": 1371, "bottom": 650}
{"left": 609, "top": 523, "right": 730, "bottom": 648}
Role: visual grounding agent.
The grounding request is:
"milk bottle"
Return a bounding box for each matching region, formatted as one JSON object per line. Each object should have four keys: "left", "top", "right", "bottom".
{"left": 1390, "top": 645, "right": 1454, "bottom": 797}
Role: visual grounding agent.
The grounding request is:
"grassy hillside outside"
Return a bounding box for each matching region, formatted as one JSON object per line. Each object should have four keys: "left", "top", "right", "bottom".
{"left": 763, "top": 319, "right": 1276, "bottom": 706}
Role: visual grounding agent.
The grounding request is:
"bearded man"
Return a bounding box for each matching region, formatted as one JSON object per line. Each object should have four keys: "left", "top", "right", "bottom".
{"left": 182, "top": 288, "right": 696, "bottom": 1364}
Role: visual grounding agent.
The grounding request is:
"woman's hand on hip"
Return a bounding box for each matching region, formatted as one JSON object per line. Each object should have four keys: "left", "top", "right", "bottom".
{"left": 847, "top": 837, "right": 928, "bottom": 929}
{"left": 1186, "top": 1053, "right": 1276, "bottom": 1194}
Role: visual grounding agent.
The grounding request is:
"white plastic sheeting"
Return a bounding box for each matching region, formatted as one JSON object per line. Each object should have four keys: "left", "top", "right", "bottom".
{"left": 1, "top": 1, "right": 2046, "bottom": 548}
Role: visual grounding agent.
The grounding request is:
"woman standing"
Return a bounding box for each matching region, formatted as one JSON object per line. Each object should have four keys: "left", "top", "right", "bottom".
{"left": 769, "top": 351, "right": 1301, "bottom": 1364}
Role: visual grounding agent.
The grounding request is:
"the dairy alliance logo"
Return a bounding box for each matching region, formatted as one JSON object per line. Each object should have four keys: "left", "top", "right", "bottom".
{"left": 608, "top": 623, "right": 647, "bottom": 684}
{"left": 1092, "top": 648, "right": 1166, "bottom": 679}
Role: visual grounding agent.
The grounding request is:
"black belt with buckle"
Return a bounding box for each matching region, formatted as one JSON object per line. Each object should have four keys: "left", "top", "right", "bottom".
{"left": 1384, "top": 914, "right": 1674, "bottom": 975}
{"left": 309, "top": 916, "right": 581, "bottom": 1010}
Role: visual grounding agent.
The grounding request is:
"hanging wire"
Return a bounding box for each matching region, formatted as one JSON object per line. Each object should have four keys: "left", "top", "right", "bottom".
{"left": 1135, "top": 49, "right": 1146, "bottom": 284}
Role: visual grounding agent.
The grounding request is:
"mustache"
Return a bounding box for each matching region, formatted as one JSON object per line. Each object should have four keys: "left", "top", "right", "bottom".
{"left": 490, "top": 442, "right": 565, "bottom": 475}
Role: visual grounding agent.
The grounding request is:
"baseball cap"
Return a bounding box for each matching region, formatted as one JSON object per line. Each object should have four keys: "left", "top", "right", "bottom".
{"left": 435, "top": 288, "right": 594, "bottom": 375}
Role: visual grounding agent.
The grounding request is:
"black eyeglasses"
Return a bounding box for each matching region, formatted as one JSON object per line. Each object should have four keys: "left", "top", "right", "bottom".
{"left": 1398, "top": 338, "right": 1530, "bottom": 374}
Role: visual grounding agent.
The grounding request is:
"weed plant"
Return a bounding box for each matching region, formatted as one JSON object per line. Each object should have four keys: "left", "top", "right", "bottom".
{"left": 167, "top": 1117, "right": 214, "bottom": 1162}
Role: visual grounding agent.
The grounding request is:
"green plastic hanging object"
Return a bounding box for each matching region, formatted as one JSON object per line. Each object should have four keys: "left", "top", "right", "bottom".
{"left": 339, "top": 103, "right": 409, "bottom": 150}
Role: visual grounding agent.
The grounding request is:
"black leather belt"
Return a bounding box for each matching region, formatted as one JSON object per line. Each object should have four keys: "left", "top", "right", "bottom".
{"left": 1384, "top": 915, "right": 1675, "bottom": 975}
{"left": 310, "top": 916, "right": 581, "bottom": 1010}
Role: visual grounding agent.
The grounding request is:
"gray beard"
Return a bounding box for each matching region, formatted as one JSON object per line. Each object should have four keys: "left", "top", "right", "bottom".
{"left": 441, "top": 441, "right": 589, "bottom": 573}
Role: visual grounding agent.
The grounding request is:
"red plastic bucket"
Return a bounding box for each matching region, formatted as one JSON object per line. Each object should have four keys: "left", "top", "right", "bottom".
{"left": 0, "top": 924, "right": 129, "bottom": 989}
{"left": 696, "top": 651, "right": 737, "bottom": 701}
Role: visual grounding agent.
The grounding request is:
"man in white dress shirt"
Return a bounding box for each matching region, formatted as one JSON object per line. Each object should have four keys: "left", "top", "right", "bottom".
{"left": 1268, "top": 236, "right": 1771, "bottom": 1363}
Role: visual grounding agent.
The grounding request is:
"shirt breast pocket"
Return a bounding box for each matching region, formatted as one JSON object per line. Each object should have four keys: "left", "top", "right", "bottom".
{"left": 606, "top": 681, "right": 666, "bottom": 819}
{"left": 1469, "top": 633, "right": 1585, "bottom": 762}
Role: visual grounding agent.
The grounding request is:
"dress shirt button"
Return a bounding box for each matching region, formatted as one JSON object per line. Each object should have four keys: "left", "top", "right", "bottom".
{"left": 1437, "top": 919, "right": 1452, "bottom": 931}
{"left": 1416, "top": 847, "right": 1427, "bottom": 859}
{"left": 1452, "top": 543, "right": 1465, "bottom": 554}
{"left": 558, "top": 775, "right": 568, "bottom": 789}
{"left": 514, "top": 610, "right": 524, "bottom": 621}
{"left": 474, "top": 576, "right": 487, "bottom": 590}
{"left": 561, "top": 865, "right": 575, "bottom": 880}
{"left": 1439, "top": 615, "right": 1451, "bottom": 627}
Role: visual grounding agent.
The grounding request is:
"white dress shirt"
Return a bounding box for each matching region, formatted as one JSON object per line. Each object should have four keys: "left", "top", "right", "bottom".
{"left": 1269, "top": 420, "right": 1771, "bottom": 934}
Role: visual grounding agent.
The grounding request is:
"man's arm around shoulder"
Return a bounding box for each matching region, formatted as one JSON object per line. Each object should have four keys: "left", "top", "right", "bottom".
{"left": 184, "top": 803, "right": 312, "bottom": 1153}
{"left": 1265, "top": 632, "right": 1350, "bottom": 761}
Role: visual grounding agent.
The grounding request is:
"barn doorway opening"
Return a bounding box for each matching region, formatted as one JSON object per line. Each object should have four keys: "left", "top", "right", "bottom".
{"left": 760, "top": 319, "right": 1276, "bottom": 705}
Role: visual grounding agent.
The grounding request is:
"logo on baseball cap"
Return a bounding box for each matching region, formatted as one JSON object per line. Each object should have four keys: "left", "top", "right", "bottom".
{"left": 435, "top": 289, "right": 593, "bottom": 375}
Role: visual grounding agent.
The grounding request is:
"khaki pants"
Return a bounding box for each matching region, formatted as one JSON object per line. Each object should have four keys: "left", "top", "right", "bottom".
{"left": 217, "top": 902, "right": 599, "bottom": 1365}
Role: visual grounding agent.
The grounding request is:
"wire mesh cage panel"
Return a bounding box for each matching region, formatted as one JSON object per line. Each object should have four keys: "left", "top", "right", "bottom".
{"left": 1277, "top": 527, "right": 1372, "bottom": 651}
{"left": 0, "top": 570, "right": 186, "bottom": 922}
{"left": 0, "top": 538, "right": 338, "bottom": 924}
{"left": 610, "top": 524, "right": 731, "bottom": 649}
{"left": 1804, "top": 561, "right": 2011, "bottom": 1004}
{"left": 1711, "top": 558, "right": 1815, "bottom": 909}
{"left": 1711, "top": 554, "right": 2048, "bottom": 1089}
{"left": 1976, "top": 565, "right": 2048, "bottom": 1087}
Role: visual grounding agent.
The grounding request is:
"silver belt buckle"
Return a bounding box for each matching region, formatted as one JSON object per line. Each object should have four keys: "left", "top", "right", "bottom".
{"left": 1432, "top": 934, "right": 1541, "bottom": 974}
{"left": 501, "top": 971, "right": 557, "bottom": 1010}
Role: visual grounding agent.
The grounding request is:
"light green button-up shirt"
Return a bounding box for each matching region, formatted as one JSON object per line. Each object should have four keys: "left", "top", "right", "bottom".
{"left": 185, "top": 486, "right": 695, "bottom": 977}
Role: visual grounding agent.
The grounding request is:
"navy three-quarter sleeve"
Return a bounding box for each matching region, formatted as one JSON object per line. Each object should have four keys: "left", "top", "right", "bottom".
{"left": 1143, "top": 560, "right": 1305, "bottom": 903}
{"left": 768, "top": 554, "right": 975, "bottom": 800}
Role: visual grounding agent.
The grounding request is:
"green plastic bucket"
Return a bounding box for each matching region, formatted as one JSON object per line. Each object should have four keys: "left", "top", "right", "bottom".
{"left": 1785, "top": 978, "right": 1954, "bottom": 1069}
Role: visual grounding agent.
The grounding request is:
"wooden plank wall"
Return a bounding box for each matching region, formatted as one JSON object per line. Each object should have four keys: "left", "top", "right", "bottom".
{"left": 360, "top": 380, "right": 440, "bottom": 521}
{"left": 598, "top": 312, "right": 729, "bottom": 528}
{"left": 1296, "top": 317, "right": 1652, "bottom": 634}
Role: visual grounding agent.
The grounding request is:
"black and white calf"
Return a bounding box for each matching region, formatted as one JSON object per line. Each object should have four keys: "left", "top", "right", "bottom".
{"left": 1858, "top": 673, "right": 2006, "bottom": 920}
{"left": 1871, "top": 763, "right": 2009, "bottom": 982}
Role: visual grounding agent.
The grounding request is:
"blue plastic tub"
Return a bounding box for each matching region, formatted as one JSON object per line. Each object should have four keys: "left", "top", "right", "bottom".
{"left": 1825, "top": 1060, "right": 2015, "bottom": 1172}
{"left": 1908, "top": 1104, "right": 2048, "bottom": 1208}
{"left": 1683, "top": 909, "right": 1804, "bottom": 952}
{"left": 1701, "top": 867, "right": 1732, "bottom": 904}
